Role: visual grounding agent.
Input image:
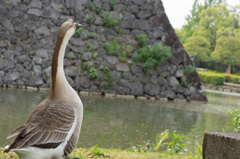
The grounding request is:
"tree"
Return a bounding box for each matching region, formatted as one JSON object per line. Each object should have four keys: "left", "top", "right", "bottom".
{"left": 211, "top": 36, "right": 240, "bottom": 66}
{"left": 183, "top": 35, "right": 211, "bottom": 66}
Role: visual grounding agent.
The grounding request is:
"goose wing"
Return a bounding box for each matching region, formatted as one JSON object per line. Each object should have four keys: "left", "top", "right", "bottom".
{"left": 5, "top": 101, "right": 77, "bottom": 152}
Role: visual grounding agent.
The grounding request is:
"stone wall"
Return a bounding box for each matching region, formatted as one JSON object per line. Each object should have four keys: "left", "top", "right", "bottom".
{"left": 0, "top": 0, "right": 207, "bottom": 101}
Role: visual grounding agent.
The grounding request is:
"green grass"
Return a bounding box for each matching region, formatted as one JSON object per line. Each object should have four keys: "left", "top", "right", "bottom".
{"left": 0, "top": 147, "right": 197, "bottom": 159}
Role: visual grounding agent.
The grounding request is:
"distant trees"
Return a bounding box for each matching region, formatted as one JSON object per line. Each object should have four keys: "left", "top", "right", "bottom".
{"left": 176, "top": 0, "right": 240, "bottom": 73}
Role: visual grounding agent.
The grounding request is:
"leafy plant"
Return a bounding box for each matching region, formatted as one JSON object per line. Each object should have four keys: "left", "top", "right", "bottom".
{"left": 75, "top": 27, "right": 84, "bottom": 37}
{"left": 89, "top": 31, "right": 94, "bottom": 38}
{"left": 227, "top": 109, "right": 240, "bottom": 133}
{"left": 164, "top": 132, "right": 186, "bottom": 154}
{"left": 89, "top": 145, "right": 105, "bottom": 157}
{"left": 67, "top": 54, "right": 74, "bottom": 60}
{"left": 88, "top": 67, "right": 99, "bottom": 79}
{"left": 29, "top": 51, "right": 33, "bottom": 55}
{"left": 42, "top": 64, "right": 46, "bottom": 69}
{"left": 123, "top": 45, "right": 133, "bottom": 53}
{"left": 127, "top": 141, "right": 154, "bottom": 153}
{"left": 195, "top": 141, "right": 203, "bottom": 159}
{"left": 118, "top": 51, "right": 127, "bottom": 63}
{"left": 79, "top": 51, "right": 84, "bottom": 56}
{"left": 83, "top": 62, "right": 90, "bottom": 70}
{"left": 88, "top": 44, "right": 94, "bottom": 51}
{"left": 95, "top": 6, "right": 102, "bottom": 15}
{"left": 99, "top": 65, "right": 110, "bottom": 74}
{"left": 136, "top": 34, "right": 148, "bottom": 48}
{"left": 135, "top": 43, "right": 172, "bottom": 75}
{"left": 103, "top": 12, "right": 120, "bottom": 28}
{"left": 105, "top": 38, "right": 121, "bottom": 55}
{"left": 154, "top": 129, "right": 169, "bottom": 151}
{"left": 92, "top": 52, "right": 98, "bottom": 59}
{"left": 88, "top": 2, "right": 94, "bottom": 11}
{"left": 109, "top": 0, "right": 116, "bottom": 10}
{"left": 184, "top": 65, "right": 195, "bottom": 75}
{"left": 86, "top": 15, "right": 94, "bottom": 25}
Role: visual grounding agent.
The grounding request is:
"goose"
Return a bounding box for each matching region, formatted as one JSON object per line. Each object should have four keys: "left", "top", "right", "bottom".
{"left": 4, "top": 19, "right": 83, "bottom": 159}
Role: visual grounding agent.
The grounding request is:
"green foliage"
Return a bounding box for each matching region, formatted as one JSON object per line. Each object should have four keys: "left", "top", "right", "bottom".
{"left": 88, "top": 67, "right": 99, "bottom": 79}
{"left": 118, "top": 51, "right": 127, "bottom": 63}
{"left": 67, "top": 54, "right": 73, "bottom": 60}
{"left": 154, "top": 129, "right": 169, "bottom": 152}
{"left": 227, "top": 109, "right": 240, "bottom": 133}
{"left": 105, "top": 38, "right": 121, "bottom": 55}
{"left": 89, "top": 145, "right": 105, "bottom": 157}
{"left": 79, "top": 51, "right": 84, "bottom": 56}
{"left": 86, "top": 15, "right": 94, "bottom": 25}
{"left": 136, "top": 34, "right": 148, "bottom": 48}
{"left": 195, "top": 141, "right": 203, "bottom": 159}
{"left": 109, "top": 0, "right": 116, "bottom": 10}
{"left": 164, "top": 132, "right": 186, "bottom": 154}
{"left": 184, "top": 65, "right": 196, "bottom": 75}
{"left": 92, "top": 52, "right": 98, "bottom": 59}
{"left": 99, "top": 65, "right": 110, "bottom": 74}
{"left": 123, "top": 45, "right": 133, "bottom": 53}
{"left": 135, "top": 43, "right": 172, "bottom": 75}
{"left": 75, "top": 28, "right": 84, "bottom": 37}
{"left": 29, "top": 51, "right": 33, "bottom": 55}
{"left": 88, "top": 2, "right": 94, "bottom": 11}
{"left": 89, "top": 31, "right": 94, "bottom": 38}
{"left": 83, "top": 62, "right": 90, "bottom": 70}
{"left": 198, "top": 71, "right": 225, "bottom": 85}
{"left": 103, "top": 12, "right": 120, "bottom": 29}
{"left": 127, "top": 141, "right": 154, "bottom": 153}
{"left": 87, "top": 44, "right": 94, "bottom": 51}
{"left": 95, "top": 6, "right": 102, "bottom": 15}
{"left": 42, "top": 64, "right": 46, "bottom": 69}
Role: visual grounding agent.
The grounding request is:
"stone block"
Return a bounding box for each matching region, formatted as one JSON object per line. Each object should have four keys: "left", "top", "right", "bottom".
{"left": 144, "top": 83, "right": 160, "bottom": 96}
{"left": 203, "top": 132, "right": 240, "bottom": 159}
{"left": 130, "top": 81, "right": 143, "bottom": 96}
{"left": 116, "top": 63, "right": 130, "bottom": 72}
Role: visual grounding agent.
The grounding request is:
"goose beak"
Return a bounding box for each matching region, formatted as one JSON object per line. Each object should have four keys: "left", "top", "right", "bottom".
{"left": 74, "top": 23, "right": 82, "bottom": 30}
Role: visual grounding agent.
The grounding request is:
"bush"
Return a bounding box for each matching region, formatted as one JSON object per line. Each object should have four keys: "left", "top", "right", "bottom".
{"left": 88, "top": 67, "right": 99, "bottom": 79}
{"left": 105, "top": 38, "right": 121, "bottom": 55}
{"left": 198, "top": 71, "right": 225, "bottom": 85}
{"left": 135, "top": 43, "right": 172, "bottom": 75}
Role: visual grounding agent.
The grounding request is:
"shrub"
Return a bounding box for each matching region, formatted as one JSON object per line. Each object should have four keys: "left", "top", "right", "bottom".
{"left": 88, "top": 67, "right": 99, "bottom": 79}
{"left": 135, "top": 43, "right": 172, "bottom": 75}
{"left": 86, "top": 15, "right": 94, "bottom": 25}
{"left": 136, "top": 34, "right": 148, "bottom": 48}
{"left": 198, "top": 71, "right": 225, "bottom": 85}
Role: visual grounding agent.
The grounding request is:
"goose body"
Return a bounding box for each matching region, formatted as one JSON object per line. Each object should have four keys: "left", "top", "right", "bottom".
{"left": 4, "top": 19, "right": 83, "bottom": 159}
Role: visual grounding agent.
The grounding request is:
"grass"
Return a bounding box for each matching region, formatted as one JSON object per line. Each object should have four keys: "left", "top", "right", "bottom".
{"left": 0, "top": 147, "right": 197, "bottom": 159}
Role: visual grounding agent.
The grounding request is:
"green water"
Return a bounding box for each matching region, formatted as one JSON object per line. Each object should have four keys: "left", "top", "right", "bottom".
{"left": 0, "top": 88, "right": 239, "bottom": 152}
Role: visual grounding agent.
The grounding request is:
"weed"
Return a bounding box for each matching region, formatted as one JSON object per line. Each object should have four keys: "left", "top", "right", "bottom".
{"left": 88, "top": 44, "right": 94, "bottom": 51}
{"left": 89, "top": 145, "right": 105, "bottom": 157}
{"left": 86, "top": 15, "right": 94, "bottom": 25}
{"left": 99, "top": 65, "right": 110, "bottom": 74}
{"left": 123, "top": 45, "right": 134, "bottom": 53}
{"left": 67, "top": 54, "right": 73, "bottom": 60}
{"left": 68, "top": 38, "right": 72, "bottom": 43}
{"left": 29, "top": 51, "right": 33, "bottom": 55}
{"left": 195, "top": 141, "right": 203, "bottom": 159}
{"left": 109, "top": 0, "right": 116, "bottom": 10}
{"left": 184, "top": 65, "right": 195, "bottom": 75}
{"left": 164, "top": 132, "right": 186, "bottom": 154}
{"left": 88, "top": 67, "right": 99, "bottom": 80}
{"left": 79, "top": 51, "right": 84, "bottom": 56}
{"left": 118, "top": 51, "right": 127, "bottom": 63}
{"left": 105, "top": 38, "right": 121, "bottom": 56}
{"left": 95, "top": 6, "right": 102, "bottom": 15}
{"left": 58, "top": 8, "right": 62, "bottom": 12}
{"left": 154, "top": 129, "right": 169, "bottom": 151}
{"left": 92, "top": 52, "right": 98, "bottom": 59}
{"left": 103, "top": 12, "right": 120, "bottom": 28}
{"left": 88, "top": 2, "right": 94, "bottom": 11}
{"left": 135, "top": 43, "right": 172, "bottom": 75}
{"left": 83, "top": 62, "right": 90, "bottom": 70}
{"left": 75, "top": 27, "right": 84, "bottom": 37}
{"left": 136, "top": 34, "right": 148, "bottom": 48}
{"left": 89, "top": 32, "right": 94, "bottom": 38}
{"left": 227, "top": 109, "right": 240, "bottom": 132}
{"left": 181, "top": 77, "right": 187, "bottom": 86}
{"left": 127, "top": 141, "right": 154, "bottom": 153}
{"left": 42, "top": 64, "right": 46, "bottom": 69}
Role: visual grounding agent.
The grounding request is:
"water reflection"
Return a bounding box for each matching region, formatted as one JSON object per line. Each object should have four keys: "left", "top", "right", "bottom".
{"left": 0, "top": 88, "right": 237, "bottom": 152}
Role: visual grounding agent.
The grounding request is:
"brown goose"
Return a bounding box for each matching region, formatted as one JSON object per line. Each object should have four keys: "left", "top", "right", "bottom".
{"left": 4, "top": 19, "right": 83, "bottom": 159}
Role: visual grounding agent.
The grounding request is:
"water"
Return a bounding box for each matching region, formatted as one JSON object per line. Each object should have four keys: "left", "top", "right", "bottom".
{"left": 0, "top": 88, "right": 239, "bottom": 152}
